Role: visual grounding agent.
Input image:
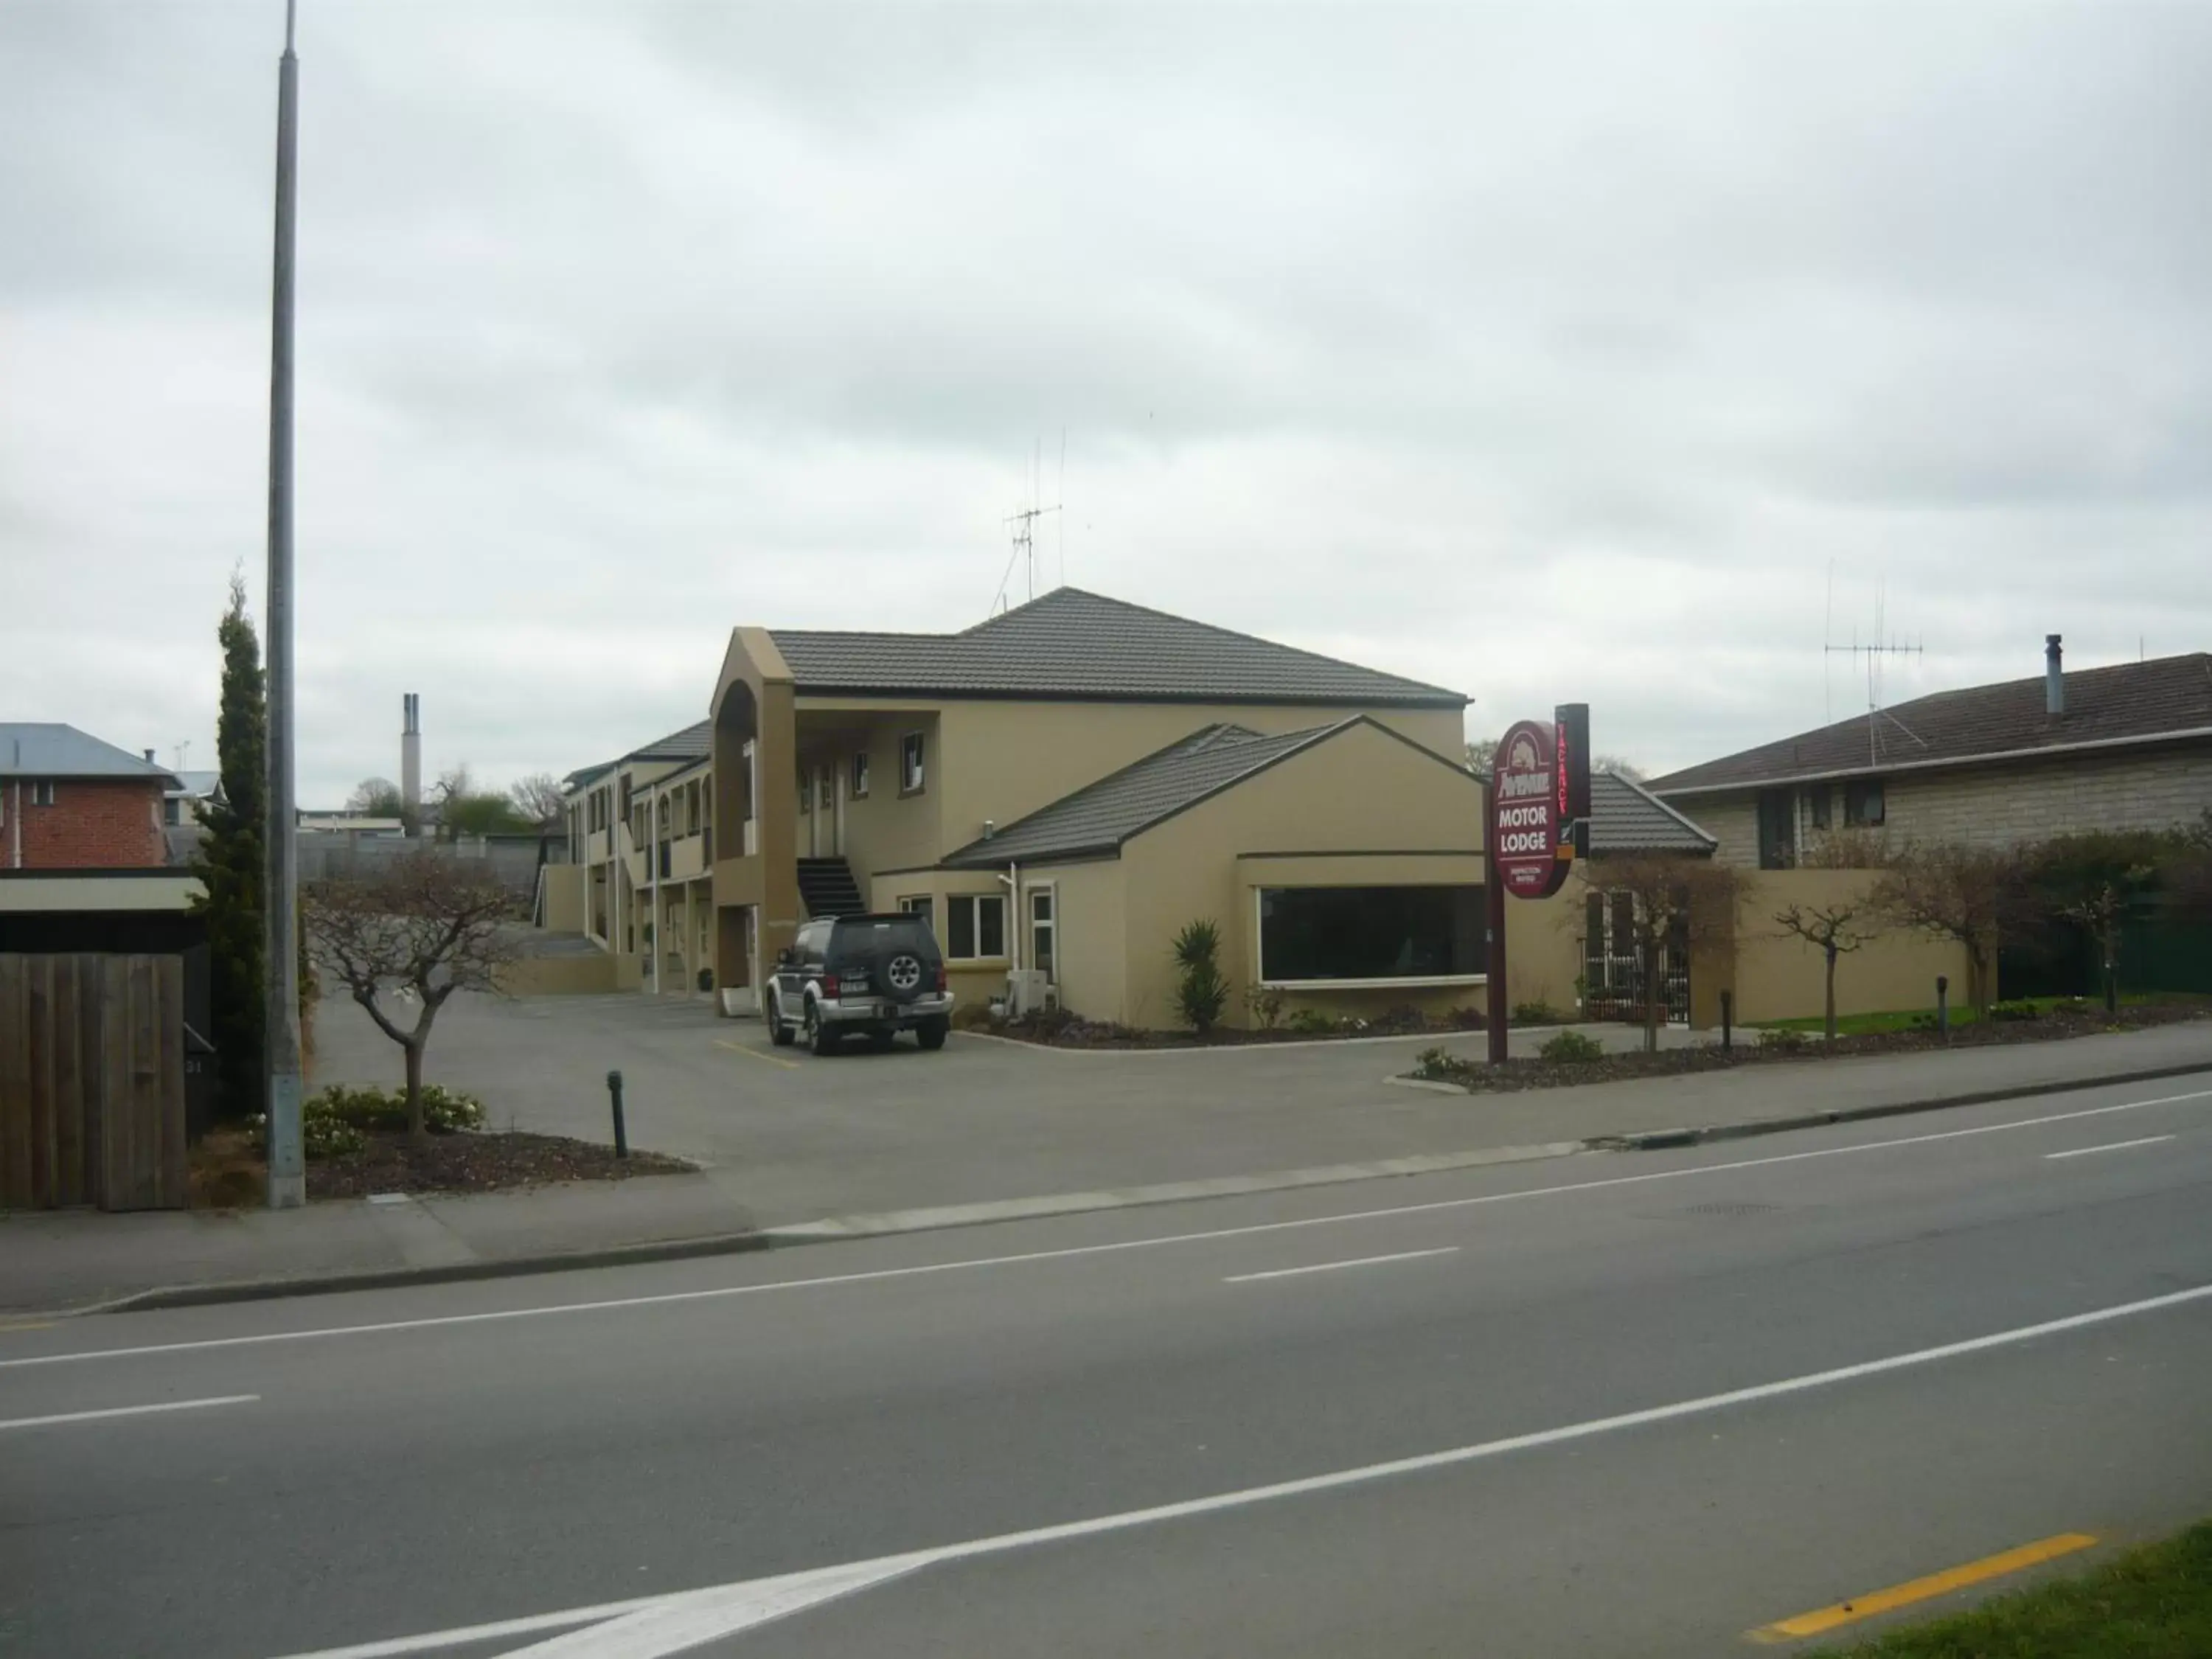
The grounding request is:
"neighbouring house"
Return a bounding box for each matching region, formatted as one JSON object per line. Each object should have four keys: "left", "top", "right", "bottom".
{"left": 1, "top": 724, "right": 179, "bottom": 871}
{"left": 1647, "top": 636, "right": 2212, "bottom": 869}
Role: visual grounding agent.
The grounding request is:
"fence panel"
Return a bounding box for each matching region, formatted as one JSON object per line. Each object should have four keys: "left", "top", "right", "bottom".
{"left": 0, "top": 953, "right": 187, "bottom": 1211}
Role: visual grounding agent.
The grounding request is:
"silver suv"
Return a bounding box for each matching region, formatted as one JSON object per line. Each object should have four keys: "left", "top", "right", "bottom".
{"left": 768, "top": 914, "right": 955, "bottom": 1055}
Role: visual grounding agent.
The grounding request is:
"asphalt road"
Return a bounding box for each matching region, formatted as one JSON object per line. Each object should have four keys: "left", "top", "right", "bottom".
{"left": 5, "top": 1074, "right": 2212, "bottom": 1658}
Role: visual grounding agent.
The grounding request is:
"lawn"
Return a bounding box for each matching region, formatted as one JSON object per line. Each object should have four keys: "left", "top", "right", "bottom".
{"left": 1759, "top": 992, "right": 2200, "bottom": 1038}
{"left": 1815, "top": 1520, "right": 2212, "bottom": 1658}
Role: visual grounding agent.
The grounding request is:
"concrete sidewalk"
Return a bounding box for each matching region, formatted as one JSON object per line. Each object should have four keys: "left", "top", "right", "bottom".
{"left": 4, "top": 1020, "right": 2208, "bottom": 1315}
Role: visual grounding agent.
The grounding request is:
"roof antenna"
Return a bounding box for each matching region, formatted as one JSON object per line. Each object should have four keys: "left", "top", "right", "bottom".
{"left": 1057, "top": 427, "right": 1068, "bottom": 590}
{"left": 998, "top": 434, "right": 1060, "bottom": 610}
{"left": 1823, "top": 579, "right": 1924, "bottom": 766}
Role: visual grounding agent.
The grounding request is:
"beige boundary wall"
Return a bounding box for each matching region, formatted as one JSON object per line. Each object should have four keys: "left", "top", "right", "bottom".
{"left": 1719, "top": 869, "right": 1972, "bottom": 1025}
{"left": 540, "top": 863, "right": 586, "bottom": 933}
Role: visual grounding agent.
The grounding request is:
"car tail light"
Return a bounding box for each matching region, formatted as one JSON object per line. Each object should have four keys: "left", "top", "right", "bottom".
{"left": 821, "top": 973, "right": 840, "bottom": 999}
{"left": 935, "top": 964, "right": 947, "bottom": 992}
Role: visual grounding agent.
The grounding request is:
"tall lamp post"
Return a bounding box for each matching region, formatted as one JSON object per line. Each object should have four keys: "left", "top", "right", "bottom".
{"left": 263, "top": 0, "right": 305, "bottom": 1208}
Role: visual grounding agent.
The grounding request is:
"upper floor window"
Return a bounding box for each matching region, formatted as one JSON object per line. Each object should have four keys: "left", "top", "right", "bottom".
{"left": 852, "top": 751, "right": 870, "bottom": 799}
{"left": 900, "top": 731, "right": 926, "bottom": 794}
{"left": 29, "top": 780, "right": 54, "bottom": 807}
{"left": 1844, "top": 778, "right": 1885, "bottom": 827}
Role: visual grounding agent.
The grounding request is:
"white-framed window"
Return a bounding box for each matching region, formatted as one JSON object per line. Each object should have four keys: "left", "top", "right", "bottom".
{"left": 851, "top": 751, "right": 870, "bottom": 799}
{"left": 29, "top": 780, "right": 55, "bottom": 807}
{"left": 900, "top": 731, "right": 925, "bottom": 794}
{"left": 1027, "top": 886, "right": 1056, "bottom": 983}
{"left": 945, "top": 893, "right": 1005, "bottom": 960}
{"left": 1256, "top": 886, "right": 1483, "bottom": 984}
{"left": 897, "top": 894, "right": 933, "bottom": 930}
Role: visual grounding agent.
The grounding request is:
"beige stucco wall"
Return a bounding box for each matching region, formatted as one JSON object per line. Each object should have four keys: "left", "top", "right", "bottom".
{"left": 1716, "top": 869, "right": 1972, "bottom": 1023}
{"left": 0, "top": 873, "right": 202, "bottom": 911}
{"left": 498, "top": 953, "right": 624, "bottom": 995}
{"left": 795, "top": 704, "right": 944, "bottom": 880}
{"left": 540, "top": 863, "right": 585, "bottom": 933}
{"left": 1675, "top": 740, "right": 2212, "bottom": 869}
{"left": 1113, "top": 722, "right": 1487, "bottom": 1029}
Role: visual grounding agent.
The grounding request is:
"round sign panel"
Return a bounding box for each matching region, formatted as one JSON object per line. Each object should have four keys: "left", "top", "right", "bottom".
{"left": 1493, "top": 718, "right": 1563, "bottom": 898}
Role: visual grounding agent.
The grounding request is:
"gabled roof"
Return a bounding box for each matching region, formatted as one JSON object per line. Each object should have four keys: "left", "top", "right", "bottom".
{"left": 941, "top": 722, "right": 1352, "bottom": 867}
{"left": 1649, "top": 652, "right": 2212, "bottom": 796}
{"left": 769, "top": 587, "right": 1465, "bottom": 708}
{"left": 167, "top": 770, "right": 221, "bottom": 799}
{"left": 0, "top": 723, "right": 178, "bottom": 787}
{"left": 563, "top": 720, "right": 714, "bottom": 793}
{"left": 1587, "top": 771, "right": 1716, "bottom": 854}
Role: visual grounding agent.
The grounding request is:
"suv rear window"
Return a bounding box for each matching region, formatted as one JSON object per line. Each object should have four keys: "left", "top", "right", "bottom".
{"left": 829, "top": 917, "right": 938, "bottom": 964}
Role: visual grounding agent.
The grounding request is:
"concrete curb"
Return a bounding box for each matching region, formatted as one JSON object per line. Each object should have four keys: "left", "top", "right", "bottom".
{"left": 1583, "top": 1060, "right": 2212, "bottom": 1152}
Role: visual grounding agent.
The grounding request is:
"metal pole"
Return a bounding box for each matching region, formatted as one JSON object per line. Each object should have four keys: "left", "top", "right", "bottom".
{"left": 1720, "top": 989, "right": 1733, "bottom": 1051}
{"left": 263, "top": 0, "right": 305, "bottom": 1209}
{"left": 606, "top": 1070, "right": 628, "bottom": 1158}
{"left": 1483, "top": 774, "right": 1509, "bottom": 1065}
{"left": 1936, "top": 975, "right": 1950, "bottom": 1043}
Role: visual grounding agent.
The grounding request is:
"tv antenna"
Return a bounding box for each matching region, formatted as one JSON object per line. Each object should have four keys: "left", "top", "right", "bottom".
{"left": 989, "top": 435, "right": 1062, "bottom": 615}
{"left": 173, "top": 740, "right": 192, "bottom": 772}
{"left": 1823, "top": 580, "right": 1925, "bottom": 767}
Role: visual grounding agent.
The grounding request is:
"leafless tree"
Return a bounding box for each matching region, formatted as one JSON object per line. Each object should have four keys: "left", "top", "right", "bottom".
{"left": 1772, "top": 899, "right": 1879, "bottom": 1042}
{"left": 1576, "top": 855, "right": 1744, "bottom": 1053}
{"left": 1465, "top": 737, "right": 1498, "bottom": 773}
{"left": 1871, "top": 842, "right": 2031, "bottom": 1015}
{"left": 507, "top": 771, "right": 567, "bottom": 830}
{"left": 304, "top": 851, "right": 522, "bottom": 1137}
{"left": 344, "top": 776, "right": 405, "bottom": 817}
{"left": 1593, "top": 754, "right": 1645, "bottom": 783}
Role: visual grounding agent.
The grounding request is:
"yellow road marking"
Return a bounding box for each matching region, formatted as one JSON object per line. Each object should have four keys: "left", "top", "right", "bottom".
{"left": 1749, "top": 1533, "right": 2098, "bottom": 1643}
{"left": 714, "top": 1038, "right": 800, "bottom": 1071}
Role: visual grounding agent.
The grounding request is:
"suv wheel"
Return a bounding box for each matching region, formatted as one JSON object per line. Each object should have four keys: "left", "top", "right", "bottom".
{"left": 804, "top": 999, "right": 838, "bottom": 1057}
{"left": 917, "top": 1016, "right": 949, "bottom": 1052}
{"left": 767, "top": 990, "right": 795, "bottom": 1046}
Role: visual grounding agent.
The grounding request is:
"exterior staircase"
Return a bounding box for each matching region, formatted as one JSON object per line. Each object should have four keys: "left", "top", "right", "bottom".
{"left": 796, "top": 858, "right": 866, "bottom": 919}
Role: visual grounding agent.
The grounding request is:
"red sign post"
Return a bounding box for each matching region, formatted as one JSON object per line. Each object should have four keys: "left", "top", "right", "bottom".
{"left": 1492, "top": 719, "right": 1568, "bottom": 899}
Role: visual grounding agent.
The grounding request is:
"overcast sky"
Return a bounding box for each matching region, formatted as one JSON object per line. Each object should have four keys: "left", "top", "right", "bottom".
{"left": 4, "top": 2, "right": 2208, "bottom": 804}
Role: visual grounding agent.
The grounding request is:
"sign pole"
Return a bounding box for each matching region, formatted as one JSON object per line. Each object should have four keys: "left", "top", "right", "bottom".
{"left": 1484, "top": 772, "right": 1509, "bottom": 1065}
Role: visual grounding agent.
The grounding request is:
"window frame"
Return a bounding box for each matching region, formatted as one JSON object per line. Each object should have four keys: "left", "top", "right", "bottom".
{"left": 30, "top": 779, "right": 55, "bottom": 807}
{"left": 945, "top": 892, "right": 1007, "bottom": 961}
{"left": 1026, "top": 885, "right": 1057, "bottom": 984}
{"left": 900, "top": 731, "right": 926, "bottom": 796}
{"left": 897, "top": 894, "right": 933, "bottom": 931}
{"left": 1844, "top": 777, "right": 1886, "bottom": 827}
{"left": 851, "top": 751, "right": 871, "bottom": 799}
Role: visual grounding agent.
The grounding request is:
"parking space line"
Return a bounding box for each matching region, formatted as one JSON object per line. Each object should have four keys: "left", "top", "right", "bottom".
{"left": 2045, "top": 1135, "right": 2174, "bottom": 1160}
{"left": 0, "top": 1394, "right": 260, "bottom": 1432}
{"left": 1747, "top": 1531, "right": 2098, "bottom": 1642}
{"left": 714, "top": 1038, "right": 800, "bottom": 1071}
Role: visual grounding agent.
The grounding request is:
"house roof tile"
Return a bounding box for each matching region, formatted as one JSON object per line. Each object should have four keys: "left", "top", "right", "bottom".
{"left": 0, "top": 723, "right": 179, "bottom": 786}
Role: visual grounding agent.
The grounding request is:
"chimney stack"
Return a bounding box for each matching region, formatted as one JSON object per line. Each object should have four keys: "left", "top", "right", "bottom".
{"left": 143, "top": 748, "right": 156, "bottom": 764}
{"left": 401, "top": 692, "right": 422, "bottom": 827}
{"left": 2045, "top": 634, "right": 2065, "bottom": 717}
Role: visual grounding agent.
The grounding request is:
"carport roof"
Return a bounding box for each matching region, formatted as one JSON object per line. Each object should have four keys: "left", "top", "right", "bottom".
{"left": 769, "top": 588, "right": 1465, "bottom": 708}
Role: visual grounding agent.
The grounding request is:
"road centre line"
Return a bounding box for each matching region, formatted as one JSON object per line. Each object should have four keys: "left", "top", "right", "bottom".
{"left": 714, "top": 1038, "right": 799, "bottom": 1071}
{"left": 1747, "top": 1531, "right": 2100, "bottom": 1642}
{"left": 262, "top": 1284, "right": 2212, "bottom": 1659}
{"left": 0, "top": 1394, "right": 258, "bottom": 1432}
{"left": 2045, "top": 1135, "right": 2175, "bottom": 1160}
{"left": 10, "top": 1085, "right": 2209, "bottom": 1372}
{"left": 1225, "top": 1247, "right": 1460, "bottom": 1283}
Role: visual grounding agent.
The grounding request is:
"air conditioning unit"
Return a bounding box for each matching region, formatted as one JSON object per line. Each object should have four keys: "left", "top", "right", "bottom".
{"left": 1006, "top": 969, "right": 1056, "bottom": 1017}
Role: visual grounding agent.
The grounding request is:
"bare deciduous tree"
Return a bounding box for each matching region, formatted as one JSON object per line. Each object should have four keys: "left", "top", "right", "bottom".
{"left": 1576, "top": 855, "right": 1743, "bottom": 1053}
{"left": 1772, "top": 899, "right": 1879, "bottom": 1042}
{"left": 344, "top": 776, "right": 405, "bottom": 817}
{"left": 1871, "top": 843, "right": 2031, "bottom": 1015}
{"left": 507, "top": 771, "right": 567, "bottom": 830}
{"left": 1464, "top": 737, "right": 1498, "bottom": 773}
{"left": 304, "top": 852, "right": 522, "bottom": 1137}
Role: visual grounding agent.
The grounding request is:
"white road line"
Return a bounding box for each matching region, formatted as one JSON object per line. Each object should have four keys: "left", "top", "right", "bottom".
{"left": 1225, "top": 1247, "right": 1460, "bottom": 1283}
{"left": 0, "top": 1394, "right": 258, "bottom": 1432}
{"left": 257, "top": 1281, "right": 2212, "bottom": 1659}
{"left": 2045, "top": 1134, "right": 2176, "bottom": 1160}
{"left": 11, "top": 1084, "right": 2211, "bottom": 1373}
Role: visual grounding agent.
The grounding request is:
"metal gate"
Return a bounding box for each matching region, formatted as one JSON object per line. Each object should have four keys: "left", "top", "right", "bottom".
{"left": 1582, "top": 894, "right": 1691, "bottom": 1026}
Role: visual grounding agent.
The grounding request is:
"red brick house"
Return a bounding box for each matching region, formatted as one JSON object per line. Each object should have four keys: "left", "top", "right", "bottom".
{"left": 1, "top": 724, "right": 181, "bottom": 869}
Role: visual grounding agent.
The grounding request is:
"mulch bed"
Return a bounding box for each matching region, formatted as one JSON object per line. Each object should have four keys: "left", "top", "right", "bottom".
{"left": 984, "top": 1006, "right": 1495, "bottom": 1049}
{"left": 307, "top": 1131, "right": 693, "bottom": 1200}
{"left": 1413, "top": 1002, "right": 2212, "bottom": 1095}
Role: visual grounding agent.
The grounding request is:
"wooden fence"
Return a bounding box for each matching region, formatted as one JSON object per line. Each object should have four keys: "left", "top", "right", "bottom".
{"left": 0, "top": 953, "right": 188, "bottom": 1211}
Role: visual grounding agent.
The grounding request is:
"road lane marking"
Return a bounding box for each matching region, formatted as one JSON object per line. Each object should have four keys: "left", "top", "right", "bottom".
{"left": 1747, "top": 1531, "right": 2099, "bottom": 1642}
{"left": 2045, "top": 1135, "right": 2175, "bottom": 1160}
{"left": 1225, "top": 1247, "right": 1460, "bottom": 1283}
{"left": 714, "top": 1038, "right": 799, "bottom": 1071}
{"left": 502, "top": 1558, "right": 929, "bottom": 1657}
{"left": 13, "top": 1085, "right": 2211, "bottom": 1371}
{"left": 0, "top": 1394, "right": 258, "bottom": 1431}
{"left": 257, "top": 1284, "right": 2210, "bottom": 1659}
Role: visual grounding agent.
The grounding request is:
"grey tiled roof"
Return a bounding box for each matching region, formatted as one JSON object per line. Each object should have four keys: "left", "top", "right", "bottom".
{"left": 0, "top": 723, "right": 178, "bottom": 786}
{"left": 627, "top": 720, "right": 711, "bottom": 763}
{"left": 1587, "top": 771, "right": 1716, "bottom": 854}
{"left": 942, "top": 723, "right": 1340, "bottom": 867}
{"left": 1649, "top": 652, "right": 2212, "bottom": 795}
{"left": 770, "top": 588, "right": 1464, "bottom": 708}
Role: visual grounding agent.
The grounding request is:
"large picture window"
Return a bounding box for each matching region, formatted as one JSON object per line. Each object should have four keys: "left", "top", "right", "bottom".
{"left": 1258, "top": 886, "right": 1483, "bottom": 984}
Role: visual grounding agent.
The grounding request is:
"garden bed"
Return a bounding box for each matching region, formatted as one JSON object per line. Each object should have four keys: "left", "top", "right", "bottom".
{"left": 971, "top": 1000, "right": 1586, "bottom": 1050}
{"left": 1408, "top": 998, "right": 2211, "bottom": 1094}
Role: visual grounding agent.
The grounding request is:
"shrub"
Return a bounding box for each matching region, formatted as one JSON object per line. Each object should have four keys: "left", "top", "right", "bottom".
{"left": 1512, "top": 1001, "right": 1565, "bottom": 1026}
{"left": 1538, "top": 1030, "right": 1606, "bottom": 1064}
{"left": 306, "top": 1082, "right": 485, "bottom": 1135}
{"left": 1756, "top": 1027, "right": 1807, "bottom": 1052}
{"left": 1244, "top": 984, "right": 1287, "bottom": 1031}
{"left": 1284, "top": 1007, "right": 1339, "bottom": 1035}
{"left": 1989, "top": 998, "right": 2042, "bottom": 1022}
{"left": 1413, "top": 1046, "right": 1456, "bottom": 1079}
{"left": 1171, "top": 919, "right": 1230, "bottom": 1033}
